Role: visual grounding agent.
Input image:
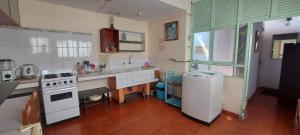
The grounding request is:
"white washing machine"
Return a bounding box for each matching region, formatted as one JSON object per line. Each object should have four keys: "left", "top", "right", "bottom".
{"left": 182, "top": 70, "right": 224, "bottom": 124}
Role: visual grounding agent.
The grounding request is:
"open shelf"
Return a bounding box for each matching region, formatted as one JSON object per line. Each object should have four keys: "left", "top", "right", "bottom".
{"left": 119, "top": 40, "right": 144, "bottom": 44}
{"left": 119, "top": 30, "right": 145, "bottom": 52}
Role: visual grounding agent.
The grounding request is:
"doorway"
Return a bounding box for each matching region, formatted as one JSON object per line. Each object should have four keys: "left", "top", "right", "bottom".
{"left": 245, "top": 16, "right": 300, "bottom": 113}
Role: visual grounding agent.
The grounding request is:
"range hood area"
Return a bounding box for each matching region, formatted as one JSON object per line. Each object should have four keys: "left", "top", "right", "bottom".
{"left": 0, "top": 0, "right": 20, "bottom": 26}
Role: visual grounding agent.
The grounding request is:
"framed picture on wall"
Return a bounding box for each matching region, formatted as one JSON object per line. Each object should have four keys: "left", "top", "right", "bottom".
{"left": 254, "top": 31, "right": 261, "bottom": 53}
{"left": 165, "top": 21, "right": 178, "bottom": 41}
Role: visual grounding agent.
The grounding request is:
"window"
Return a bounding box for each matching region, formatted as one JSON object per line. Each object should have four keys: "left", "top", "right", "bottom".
{"left": 211, "top": 65, "right": 233, "bottom": 76}
{"left": 237, "top": 24, "right": 248, "bottom": 65}
{"left": 213, "top": 29, "right": 234, "bottom": 62}
{"left": 193, "top": 32, "right": 210, "bottom": 61}
{"left": 191, "top": 64, "right": 209, "bottom": 71}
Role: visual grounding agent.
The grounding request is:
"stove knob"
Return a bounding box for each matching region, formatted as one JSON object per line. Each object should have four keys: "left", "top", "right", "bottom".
{"left": 70, "top": 80, "right": 73, "bottom": 84}
{"left": 53, "top": 82, "right": 57, "bottom": 86}
{"left": 64, "top": 81, "right": 68, "bottom": 84}
{"left": 46, "top": 83, "right": 50, "bottom": 86}
{"left": 58, "top": 81, "right": 62, "bottom": 85}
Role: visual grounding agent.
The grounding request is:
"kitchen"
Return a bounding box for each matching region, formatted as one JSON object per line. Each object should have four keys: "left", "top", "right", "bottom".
{"left": 0, "top": 0, "right": 163, "bottom": 134}
{"left": 0, "top": 0, "right": 299, "bottom": 135}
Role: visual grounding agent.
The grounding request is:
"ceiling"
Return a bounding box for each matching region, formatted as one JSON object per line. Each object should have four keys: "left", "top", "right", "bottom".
{"left": 39, "top": 0, "right": 185, "bottom": 21}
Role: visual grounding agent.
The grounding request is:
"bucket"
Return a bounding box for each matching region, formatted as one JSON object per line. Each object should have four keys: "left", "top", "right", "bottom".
{"left": 156, "top": 82, "right": 165, "bottom": 100}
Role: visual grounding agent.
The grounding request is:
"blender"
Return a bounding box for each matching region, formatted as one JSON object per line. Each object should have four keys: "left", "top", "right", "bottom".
{"left": 0, "top": 59, "right": 15, "bottom": 81}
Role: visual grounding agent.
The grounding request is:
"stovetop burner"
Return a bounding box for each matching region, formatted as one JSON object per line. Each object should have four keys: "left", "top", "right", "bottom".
{"left": 44, "top": 74, "right": 58, "bottom": 79}
{"left": 60, "top": 73, "right": 73, "bottom": 77}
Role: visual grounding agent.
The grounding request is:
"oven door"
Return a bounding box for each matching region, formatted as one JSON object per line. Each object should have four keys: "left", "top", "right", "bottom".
{"left": 43, "top": 87, "right": 79, "bottom": 114}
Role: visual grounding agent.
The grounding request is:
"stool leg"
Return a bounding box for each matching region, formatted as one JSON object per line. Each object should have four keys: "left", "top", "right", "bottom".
{"left": 81, "top": 98, "right": 85, "bottom": 115}
{"left": 107, "top": 92, "right": 110, "bottom": 107}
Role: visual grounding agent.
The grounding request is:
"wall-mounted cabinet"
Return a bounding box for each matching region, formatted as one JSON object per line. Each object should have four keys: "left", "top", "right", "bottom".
{"left": 100, "top": 28, "right": 119, "bottom": 53}
{"left": 119, "top": 30, "right": 145, "bottom": 52}
{"left": 0, "top": 0, "right": 20, "bottom": 26}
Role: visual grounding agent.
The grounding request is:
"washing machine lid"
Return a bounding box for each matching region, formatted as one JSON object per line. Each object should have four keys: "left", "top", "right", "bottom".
{"left": 185, "top": 70, "right": 219, "bottom": 78}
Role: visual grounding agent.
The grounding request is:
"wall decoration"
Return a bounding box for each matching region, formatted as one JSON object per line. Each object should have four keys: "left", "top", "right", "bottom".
{"left": 165, "top": 21, "right": 178, "bottom": 41}
{"left": 254, "top": 31, "right": 261, "bottom": 53}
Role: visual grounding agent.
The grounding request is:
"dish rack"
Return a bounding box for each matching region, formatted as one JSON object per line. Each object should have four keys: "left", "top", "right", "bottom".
{"left": 164, "top": 71, "right": 182, "bottom": 108}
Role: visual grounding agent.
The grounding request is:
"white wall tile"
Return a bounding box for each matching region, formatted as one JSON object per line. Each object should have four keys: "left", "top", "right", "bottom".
{"left": 0, "top": 27, "right": 93, "bottom": 73}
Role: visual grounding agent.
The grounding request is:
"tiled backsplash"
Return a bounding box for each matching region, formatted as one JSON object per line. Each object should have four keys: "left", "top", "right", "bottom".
{"left": 108, "top": 58, "right": 159, "bottom": 70}
{"left": 0, "top": 26, "right": 93, "bottom": 73}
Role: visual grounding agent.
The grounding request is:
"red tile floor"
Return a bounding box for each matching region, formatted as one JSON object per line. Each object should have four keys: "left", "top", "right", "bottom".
{"left": 43, "top": 91, "right": 299, "bottom": 135}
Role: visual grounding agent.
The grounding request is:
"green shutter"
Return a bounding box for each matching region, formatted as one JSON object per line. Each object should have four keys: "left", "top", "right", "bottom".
{"left": 211, "top": 0, "right": 238, "bottom": 28}
{"left": 191, "top": 0, "right": 212, "bottom": 32}
{"left": 271, "top": 0, "right": 300, "bottom": 19}
{"left": 238, "top": 0, "right": 271, "bottom": 23}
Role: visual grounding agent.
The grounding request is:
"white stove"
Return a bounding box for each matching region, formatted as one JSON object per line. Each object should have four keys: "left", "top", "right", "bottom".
{"left": 40, "top": 69, "right": 80, "bottom": 125}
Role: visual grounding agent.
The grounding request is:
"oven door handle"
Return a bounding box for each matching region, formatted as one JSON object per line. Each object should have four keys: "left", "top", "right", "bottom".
{"left": 44, "top": 87, "right": 76, "bottom": 94}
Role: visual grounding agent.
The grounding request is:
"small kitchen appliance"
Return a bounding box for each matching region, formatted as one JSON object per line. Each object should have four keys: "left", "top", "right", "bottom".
{"left": 40, "top": 69, "right": 79, "bottom": 125}
{"left": 16, "top": 64, "right": 39, "bottom": 79}
{"left": 0, "top": 59, "right": 15, "bottom": 81}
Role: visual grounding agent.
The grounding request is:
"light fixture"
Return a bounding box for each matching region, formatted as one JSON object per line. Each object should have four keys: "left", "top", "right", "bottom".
{"left": 137, "top": 12, "right": 143, "bottom": 16}
{"left": 285, "top": 17, "right": 292, "bottom": 26}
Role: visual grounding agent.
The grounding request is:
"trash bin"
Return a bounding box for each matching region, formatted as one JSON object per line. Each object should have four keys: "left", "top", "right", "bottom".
{"left": 156, "top": 82, "right": 165, "bottom": 100}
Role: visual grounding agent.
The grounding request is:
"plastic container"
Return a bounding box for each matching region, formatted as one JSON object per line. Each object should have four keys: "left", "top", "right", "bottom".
{"left": 156, "top": 82, "right": 165, "bottom": 100}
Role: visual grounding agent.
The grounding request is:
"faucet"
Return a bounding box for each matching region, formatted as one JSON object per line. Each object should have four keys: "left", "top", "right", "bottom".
{"left": 128, "top": 55, "right": 133, "bottom": 65}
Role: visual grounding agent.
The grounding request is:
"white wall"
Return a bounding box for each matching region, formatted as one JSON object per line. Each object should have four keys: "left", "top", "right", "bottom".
{"left": 18, "top": 0, "right": 149, "bottom": 61}
{"left": 222, "top": 77, "right": 244, "bottom": 114}
{"left": 259, "top": 17, "right": 300, "bottom": 89}
{"left": 247, "top": 22, "right": 264, "bottom": 99}
{"left": 148, "top": 11, "right": 190, "bottom": 77}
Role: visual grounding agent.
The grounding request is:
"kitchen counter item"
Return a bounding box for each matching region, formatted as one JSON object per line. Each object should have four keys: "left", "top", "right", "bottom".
{"left": 0, "top": 59, "right": 15, "bottom": 71}
{"left": 89, "top": 95, "right": 102, "bottom": 101}
{"left": 0, "top": 59, "right": 15, "bottom": 82}
{"left": 0, "top": 81, "right": 19, "bottom": 105}
{"left": 18, "top": 64, "right": 38, "bottom": 79}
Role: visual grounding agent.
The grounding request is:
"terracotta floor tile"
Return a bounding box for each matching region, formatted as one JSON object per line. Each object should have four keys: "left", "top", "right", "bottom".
{"left": 153, "top": 119, "right": 198, "bottom": 135}
{"left": 88, "top": 117, "right": 121, "bottom": 135}
{"left": 43, "top": 91, "right": 299, "bottom": 135}
{"left": 122, "top": 119, "right": 157, "bottom": 135}
{"left": 105, "top": 129, "right": 127, "bottom": 135}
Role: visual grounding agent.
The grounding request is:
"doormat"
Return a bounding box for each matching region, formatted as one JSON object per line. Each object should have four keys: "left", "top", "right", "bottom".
{"left": 261, "top": 87, "right": 278, "bottom": 97}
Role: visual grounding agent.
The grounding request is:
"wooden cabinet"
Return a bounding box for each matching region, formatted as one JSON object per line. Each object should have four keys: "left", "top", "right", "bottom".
{"left": 100, "top": 28, "right": 119, "bottom": 53}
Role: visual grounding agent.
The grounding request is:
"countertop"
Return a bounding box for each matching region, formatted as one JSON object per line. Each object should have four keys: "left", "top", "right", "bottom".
{"left": 78, "top": 67, "right": 160, "bottom": 82}
{"left": 0, "top": 81, "right": 19, "bottom": 105}
{"left": 3, "top": 67, "right": 160, "bottom": 89}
